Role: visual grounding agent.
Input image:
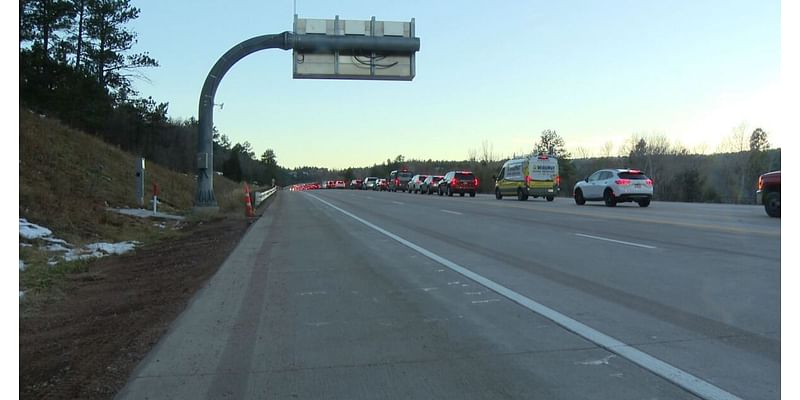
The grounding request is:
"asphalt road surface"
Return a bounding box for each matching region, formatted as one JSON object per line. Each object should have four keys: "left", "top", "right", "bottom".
{"left": 117, "top": 190, "right": 780, "bottom": 400}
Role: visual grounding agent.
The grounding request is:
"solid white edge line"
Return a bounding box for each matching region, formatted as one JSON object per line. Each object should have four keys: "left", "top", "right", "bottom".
{"left": 575, "top": 233, "right": 657, "bottom": 249}
{"left": 305, "top": 193, "right": 742, "bottom": 400}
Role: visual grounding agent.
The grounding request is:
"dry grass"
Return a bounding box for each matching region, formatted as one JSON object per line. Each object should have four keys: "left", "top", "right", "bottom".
{"left": 19, "top": 109, "right": 248, "bottom": 275}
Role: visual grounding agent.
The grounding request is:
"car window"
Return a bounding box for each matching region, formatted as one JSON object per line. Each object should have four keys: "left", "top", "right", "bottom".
{"left": 619, "top": 172, "right": 648, "bottom": 180}
{"left": 599, "top": 171, "right": 613, "bottom": 180}
{"left": 588, "top": 171, "right": 601, "bottom": 181}
{"left": 498, "top": 167, "right": 505, "bottom": 180}
{"left": 399, "top": 172, "right": 413, "bottom": 179}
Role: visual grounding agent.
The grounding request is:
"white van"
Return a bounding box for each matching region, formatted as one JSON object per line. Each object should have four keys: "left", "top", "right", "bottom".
{"left": 494, "top": 153, "right": 560, "bottom": 201}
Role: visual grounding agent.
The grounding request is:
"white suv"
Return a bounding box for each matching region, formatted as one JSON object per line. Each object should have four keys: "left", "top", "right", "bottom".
{"left": 573, "top": 169, "right": 653, "bottom": 207}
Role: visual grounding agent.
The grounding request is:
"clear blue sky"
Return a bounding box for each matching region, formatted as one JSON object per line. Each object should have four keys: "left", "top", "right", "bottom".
{"left": 128, "top": 0, "right": 781, "bottom": 169}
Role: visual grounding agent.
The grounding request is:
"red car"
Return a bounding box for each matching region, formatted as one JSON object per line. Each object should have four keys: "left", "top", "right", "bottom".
{"left": 756, "top": 171, "right": 780, "bottom": 217}
{"left": 437, "top": 171, "right": 479, "bottom": 197}
{"left": 377, "top": 178, "right": 389, "bottom": 191}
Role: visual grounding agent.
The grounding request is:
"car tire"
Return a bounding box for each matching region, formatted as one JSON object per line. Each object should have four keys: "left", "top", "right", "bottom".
{"left": 546, "top": 196, "right": 554, "bottom": 202}
{"left": 638, "top": 198, "right": 651, "bottom": 208}
{"left": 517, "top": 188, "right": 525, "bottom": 201}
{"left": 604, "top": 189, "right": 617, "bottom": 207}
{"left": 448, "top": 187, "right": 453, "bottom": 197}
{"left": 574, "top": 189, "right": 586, "bottom": 205}
{"left": 765, "top": 192, "right": 780, "bottom": 217}
{"left": 460, "top": 192, "right": 465, "bottom": 197}
{"left": 438, "top": 187, "right": 443, "bottom": 196}
{"left": 469, "top": 191, "right": 476, "bottom": 197}
{"left": 495, "top": 188, "right": 502, "bottom": 200}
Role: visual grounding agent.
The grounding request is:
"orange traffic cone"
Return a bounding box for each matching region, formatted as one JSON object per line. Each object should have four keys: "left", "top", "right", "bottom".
{"left": 244, "top": 183, "right": 255, "bottom": 218}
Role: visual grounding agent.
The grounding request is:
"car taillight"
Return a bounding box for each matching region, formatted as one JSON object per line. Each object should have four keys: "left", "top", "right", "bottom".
{"left": 525, "top": 175, "right": 531, "bottom": 185}
{"left": 615, "top": 179, "right": 631, "bottom": 185}
{"left": 473, "top": 178, "right": 479, "bottom": 187}
{"left": 452, "top": 178, "right": 458, "bottom": 186}
{"left": 556, "top": 175, "right": 561, "bottom": 186}
{"left": 645, "top": 179, "right": 653, "bottom": 186}
{"left": 395, "top": 178, "right": 399, "bottom": 186}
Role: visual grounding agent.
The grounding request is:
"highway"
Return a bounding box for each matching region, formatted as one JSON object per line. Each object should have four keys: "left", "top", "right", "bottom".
{"left": 117, "top": 189, "right": 780, "bottom": 400}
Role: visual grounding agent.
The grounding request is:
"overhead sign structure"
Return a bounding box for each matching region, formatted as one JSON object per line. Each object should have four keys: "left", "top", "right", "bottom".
{"left": 194, "top": 16, "right": 420, "bottom": 210}
{"left": 293, "top": 16, "right": 416, "bottom": 81}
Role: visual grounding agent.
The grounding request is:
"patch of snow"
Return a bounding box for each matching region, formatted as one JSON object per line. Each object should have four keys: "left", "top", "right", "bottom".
{"left": 44, "top": 243, "right": 71, "bottom": 253}
{"left": 85, "top": 241, "right": 138, "bottom": 255}
{"left": 63, "top": 250, "right": 102, "bottom": 262}
{"left": 107, "top": 208, "right": 185, "bottom": 221}
{"left": 20, "top": 217, "right": 140, "bottom": 266}
{"left": 42, "top": 237, "right": 70, "bottom": 245}
{"left": 62, "top": 241, "right": 138, "bottom": 262}
{"left": 19, "top": 291, "right": 25, "bottom": 301}
{"left": 153, "top": 222, "right": 167, "bottom": 229}
{"left": 19, "top": 218, "right": 52, "bottom": 239}
{"left": 19, "top": 260, "right": 26, "bottom": 271}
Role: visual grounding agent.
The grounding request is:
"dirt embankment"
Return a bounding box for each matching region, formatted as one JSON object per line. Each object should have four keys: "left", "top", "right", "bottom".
{"left": 19, "top": 215, "right": 252, "bottom": 400}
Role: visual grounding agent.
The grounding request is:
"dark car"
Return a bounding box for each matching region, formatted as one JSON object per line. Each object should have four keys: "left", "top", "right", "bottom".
{"left": 438, "top": 171, "right": 478, "bottom": 197}
{"left": 389, "top": 169, "right": 414, "bottom": 192}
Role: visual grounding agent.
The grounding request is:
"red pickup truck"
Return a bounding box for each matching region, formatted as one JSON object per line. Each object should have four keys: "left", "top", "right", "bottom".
{"left": 756, "top": 171, "right": 780, "bottom": 218}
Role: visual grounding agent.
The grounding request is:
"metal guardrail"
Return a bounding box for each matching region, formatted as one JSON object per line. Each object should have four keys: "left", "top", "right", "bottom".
{"left": 253, "top": 186, "right": 278, "bottom": 208}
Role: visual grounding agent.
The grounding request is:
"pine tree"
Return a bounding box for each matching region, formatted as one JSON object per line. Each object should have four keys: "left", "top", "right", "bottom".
{"left": 83, "top": 0, "right": 157, "bottom": 94}
{"left": 21, "top": 0, "right": 75, "bottom": 58}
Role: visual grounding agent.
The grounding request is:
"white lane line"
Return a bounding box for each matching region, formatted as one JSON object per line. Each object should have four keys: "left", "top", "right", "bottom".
{"left": 575, "top": 233, "right": 657, "bottom": 249}
{"left": 391, "top": 201, "right": 405, "bottom": 205}
{"left": 298, "top": 291, "right": 327, "bottom": 296}
{"left": 441, "top": 209, "right": 463, "bottom": 215}
{"left": 471, "top": 299, "right": 501, "bottom": 304}
{"left": 305, "top": 193, "right": 741, "bottom": 400}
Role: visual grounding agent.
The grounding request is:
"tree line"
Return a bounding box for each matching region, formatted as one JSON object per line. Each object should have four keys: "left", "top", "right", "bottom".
{"left": 19, "top": 0, "right": 285, "bottom": 186}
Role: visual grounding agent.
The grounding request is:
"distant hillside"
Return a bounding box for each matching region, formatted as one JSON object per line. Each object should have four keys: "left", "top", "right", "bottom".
{"left": 19, "top": 109, "right": 245, "bottom": 246}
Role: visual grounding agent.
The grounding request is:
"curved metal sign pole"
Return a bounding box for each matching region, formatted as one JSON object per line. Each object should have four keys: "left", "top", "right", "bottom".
{"left": 194, "top": 32, "right": 293, "bottom": 211}
{"left": 193, "top": 27, "right": 419, "bottom": 211}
